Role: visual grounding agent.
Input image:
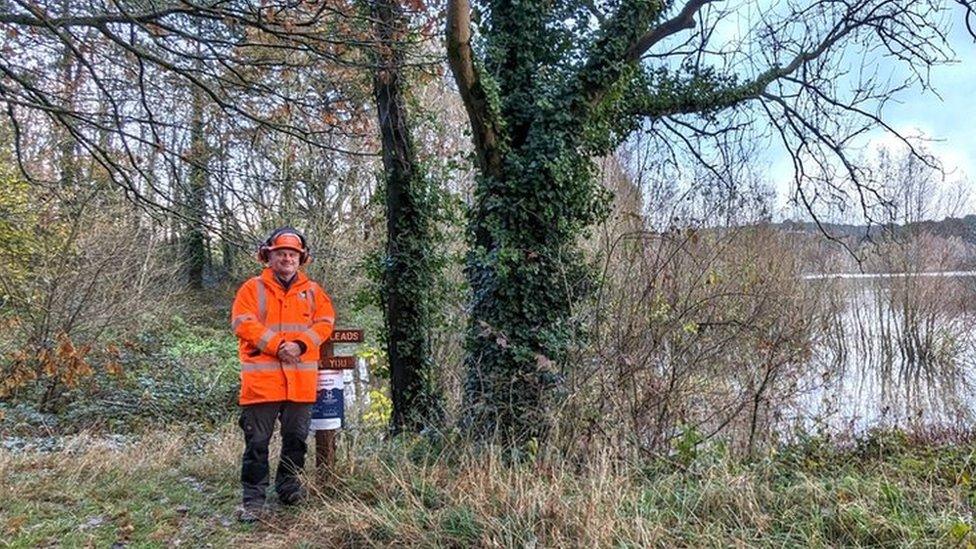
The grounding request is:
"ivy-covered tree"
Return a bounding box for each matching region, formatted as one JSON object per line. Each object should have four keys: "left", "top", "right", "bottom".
{"left": 446, "top": 0, "right": 953, "bottom": 443}
{"left": 371, "top": 0, "right": 444, "bottom": 434}
{"left": 184, "top": 65, "right": 211, "bottom": 289}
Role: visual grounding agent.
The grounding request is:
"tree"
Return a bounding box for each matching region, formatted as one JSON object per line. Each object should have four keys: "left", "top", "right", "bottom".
{"left": 446, "top": 0, "right": 953, "bottom": 443}
{"left": 0, "top": 1, "right": 372, "bottom": 249}
{"left": 371, "top": 0, "right": 444, "bottom": 434}
{"left": 184, "top": 56, "right": 211, "bottom": 289}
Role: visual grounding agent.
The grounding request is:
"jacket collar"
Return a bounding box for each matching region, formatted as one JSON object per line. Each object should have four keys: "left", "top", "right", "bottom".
{"left": 260, "top": 267, "right": 309, "bottom": 295}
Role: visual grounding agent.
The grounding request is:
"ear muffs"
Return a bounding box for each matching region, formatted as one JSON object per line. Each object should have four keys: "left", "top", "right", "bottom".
{"left": 257, "top": 227, "right": 311, "bottom": 265}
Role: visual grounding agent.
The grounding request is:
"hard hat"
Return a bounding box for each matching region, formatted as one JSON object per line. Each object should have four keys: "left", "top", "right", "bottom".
{"left": 257, "top": 227, "right": 311, "bottom": 264}
{"left": 268, "top": 232, "right": 304, "bottom": 253}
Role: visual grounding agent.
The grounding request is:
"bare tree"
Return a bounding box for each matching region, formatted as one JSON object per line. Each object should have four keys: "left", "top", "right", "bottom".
{"left": 0, "top": 1, "right": 374, "bottom": 245}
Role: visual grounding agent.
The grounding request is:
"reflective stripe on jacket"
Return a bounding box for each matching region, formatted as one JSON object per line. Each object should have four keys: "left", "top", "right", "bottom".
{"left": 231, "top": 268, "right": 336, "bottom": 405}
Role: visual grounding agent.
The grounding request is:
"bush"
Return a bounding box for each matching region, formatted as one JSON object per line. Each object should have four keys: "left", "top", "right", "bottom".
{"left": 1, "top": 316, "right": 239, "bottom": 435}
{"left": 0, "top": 185, "right": 182, "bottom": 412}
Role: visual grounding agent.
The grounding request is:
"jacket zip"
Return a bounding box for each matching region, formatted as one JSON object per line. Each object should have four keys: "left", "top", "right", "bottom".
{"left": 278, "top": 295, "right": 288, "bottom": 399}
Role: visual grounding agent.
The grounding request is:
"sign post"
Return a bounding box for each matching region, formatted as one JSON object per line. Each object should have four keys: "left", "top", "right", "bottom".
{"left": 313, "top": 329, "right": 364, "bottom": 474}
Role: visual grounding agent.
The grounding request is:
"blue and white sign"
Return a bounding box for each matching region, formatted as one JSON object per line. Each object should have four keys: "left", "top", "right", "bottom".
{"left": 311, "top": 370, "right": 344, "bottom": 431}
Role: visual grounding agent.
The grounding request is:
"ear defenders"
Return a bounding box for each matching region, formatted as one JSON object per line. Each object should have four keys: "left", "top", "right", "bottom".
{"left": 257, "top": 227, "right": 311, "bottom": 265}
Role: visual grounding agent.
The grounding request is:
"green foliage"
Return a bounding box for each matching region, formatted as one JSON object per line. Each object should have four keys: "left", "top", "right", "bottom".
{"left": 0, "top": 177, "right": 34, "bottom": 285}
{"left": 362, "top": 387, "right": 393, "bottom": 428}
{"left": 162, "top": 315, "right": 238, "bottom": 365}
{"left": 674, "top": 425, "right": 704, "bottom": 467}
{"left": 0, "top": 316, "right": 238, "bottom": 434}
{"left": 0, "top": 176, "right": 65, "bottom": 292}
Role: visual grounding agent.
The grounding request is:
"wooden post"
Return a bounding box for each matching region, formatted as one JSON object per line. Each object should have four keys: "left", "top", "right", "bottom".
{"left": 316, "top": 340, "right": 337, "bottom": 473}
{"left": 314, "top": 330, "right": 364, "bottom": 475}
{"left": 315, "top": 429, "right": 337, "bottom": 473}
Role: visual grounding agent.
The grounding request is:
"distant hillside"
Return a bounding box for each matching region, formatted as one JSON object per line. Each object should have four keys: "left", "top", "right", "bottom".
{"left": 773, "top": 214, "right": 976, "bottom": 246}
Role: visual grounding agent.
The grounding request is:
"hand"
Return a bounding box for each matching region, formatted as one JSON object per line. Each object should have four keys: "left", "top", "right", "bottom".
{"left": 277, "top": 341, "right": 302, "bottom": 364}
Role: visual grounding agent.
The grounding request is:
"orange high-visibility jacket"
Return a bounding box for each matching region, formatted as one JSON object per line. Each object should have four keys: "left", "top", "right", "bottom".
{"left": 231, "top": 268, "right": 335, "bottom": 405}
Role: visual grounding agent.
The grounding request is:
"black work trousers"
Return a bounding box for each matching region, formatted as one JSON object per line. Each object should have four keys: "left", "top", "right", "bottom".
{"left": 239, "top": 401, "right": 312, "bottom": 506}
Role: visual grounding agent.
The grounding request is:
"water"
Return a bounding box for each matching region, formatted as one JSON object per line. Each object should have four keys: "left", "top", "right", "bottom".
{"left": 801, "top": 271, "right": 976, "bottom": 280}
{"left": 791, "top": 272, "right": 976, "bottom": 434}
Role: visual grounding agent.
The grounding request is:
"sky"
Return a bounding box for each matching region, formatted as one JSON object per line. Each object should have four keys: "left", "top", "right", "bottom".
{"left": 766, "top": 2, "right": 976, "bottom": 219}
{"left": 660, "top": 1, "right": 976, "bottom": 222}
{"left": 877, "top": 4, "right": 976, "bottom": 179}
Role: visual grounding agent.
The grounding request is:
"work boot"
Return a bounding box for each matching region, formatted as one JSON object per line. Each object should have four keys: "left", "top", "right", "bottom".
{"left": 278, "top": 486, "right": 307, "bottom": 506}
{"left": 236, "top": 504, "right": 263, "bottom": 524}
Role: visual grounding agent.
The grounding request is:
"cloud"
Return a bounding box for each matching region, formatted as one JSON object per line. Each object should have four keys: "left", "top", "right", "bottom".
{"left": 863, "top": 125, "right": 972, "bottom": 182}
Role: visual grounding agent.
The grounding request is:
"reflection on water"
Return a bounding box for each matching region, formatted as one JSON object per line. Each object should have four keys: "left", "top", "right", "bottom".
{"left": 792, "top": 273, "right": 976, "bottom": 434}
{"left": 802, "top": 271, "right": 976, "bottom": 280}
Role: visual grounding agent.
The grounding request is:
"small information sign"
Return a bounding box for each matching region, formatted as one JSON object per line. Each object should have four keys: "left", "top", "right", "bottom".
{"left": 329, "top": 329, "right": 364, "bottom": 343}
{"left": 321, "top": 355, "right": 357, "bottom": 370}
{"left": 315, "top": 327, "right": 364, "bottom": 473}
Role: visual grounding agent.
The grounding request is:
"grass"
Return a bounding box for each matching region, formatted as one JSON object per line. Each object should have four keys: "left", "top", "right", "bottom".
{"left": 2, "top": 424, "right": 976, "bottom": 547}
{"left": 1, "top": 426, "right": 243, "bottom": 547}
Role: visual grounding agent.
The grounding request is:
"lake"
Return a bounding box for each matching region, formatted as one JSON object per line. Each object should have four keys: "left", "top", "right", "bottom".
{"left": 791, "top": 271, "right": 976, "bottom": 435}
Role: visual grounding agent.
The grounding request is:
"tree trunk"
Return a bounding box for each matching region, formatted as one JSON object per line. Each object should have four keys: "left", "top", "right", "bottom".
{"left": 445, "top": 0, "right": 623, "bottom": 446}
{"left": 372, "top": 0, "right": 442, "bottom": 434}
{"left": 462, "top": 145, "right": 594, "bottom": 445}
{"left": 184, "top": 76, "right": 209, "bottom": 289}
{"left": 56, "top": 0, "right": 76, "bottom": 190}
{"left": 216, "top": 182, "right": 237, "bottom": 279}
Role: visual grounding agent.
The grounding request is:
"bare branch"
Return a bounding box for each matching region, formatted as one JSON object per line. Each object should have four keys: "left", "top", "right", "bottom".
{"left": 959, "top": 0, "right": 976, "bottom": 40}
{"left": 0, "top": 5, "right": 193, "bottom": 28}
{"left": 625, "top": 0, "right": 714, "bottom": 62}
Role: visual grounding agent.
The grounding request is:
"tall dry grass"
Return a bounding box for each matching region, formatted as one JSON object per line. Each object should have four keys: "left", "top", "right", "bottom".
{"left": 2, "top": 423, "right": 973, "bottom": 546}
{"left": 262, "top": 430, "right": 972, "bottom": 547}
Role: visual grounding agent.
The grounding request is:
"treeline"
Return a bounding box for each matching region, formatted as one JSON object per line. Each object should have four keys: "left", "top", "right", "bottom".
{"left": 776, "top": 216, "right": 976, "bottom": 254}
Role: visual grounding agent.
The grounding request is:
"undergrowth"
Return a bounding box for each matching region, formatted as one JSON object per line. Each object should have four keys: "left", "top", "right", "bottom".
{"left": 0, "top": 315, "right": 238, "bottom": 436}
{"left": 2, "top": 312, "right": 975, "bottom": 546}
{"left": 2, "top": 425, "right": 975, "bottom": 547}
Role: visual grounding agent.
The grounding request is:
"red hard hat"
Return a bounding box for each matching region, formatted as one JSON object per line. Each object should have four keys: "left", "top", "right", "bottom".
{"left": 267, "top": 232, "right": 305, "bottom": 253}
{"left": 257, "top": 227, "right": 311, "bottom": 265}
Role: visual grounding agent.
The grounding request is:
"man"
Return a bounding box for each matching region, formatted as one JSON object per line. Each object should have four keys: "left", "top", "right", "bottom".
{"left": 230, "top": 227, "right": 335, "bottom": 523}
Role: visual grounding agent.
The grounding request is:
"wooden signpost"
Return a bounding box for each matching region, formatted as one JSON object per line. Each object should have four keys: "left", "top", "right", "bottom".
{"left": 322, "top": 355, "right": 357, "bottom": 369}
{"left": 315, "top": 329, "right": 364, "bottom": 473}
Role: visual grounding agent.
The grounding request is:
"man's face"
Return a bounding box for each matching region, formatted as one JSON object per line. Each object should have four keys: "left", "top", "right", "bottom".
{"left": 268, "top": 248, "right": 300, "bottom": 279}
